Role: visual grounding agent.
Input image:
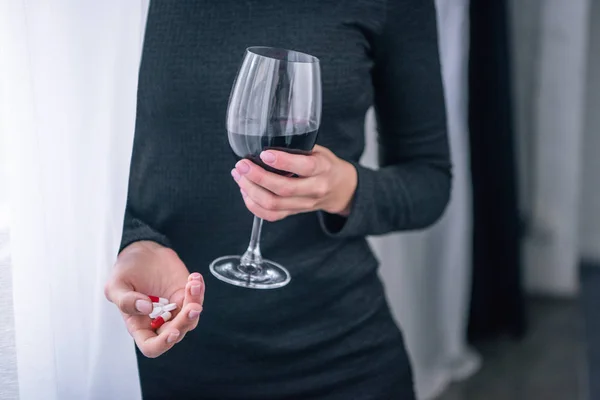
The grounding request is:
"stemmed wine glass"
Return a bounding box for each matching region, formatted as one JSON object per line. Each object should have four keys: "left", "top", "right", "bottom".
{"left": 209, "top": 46, "right": 322, "bottom": 289}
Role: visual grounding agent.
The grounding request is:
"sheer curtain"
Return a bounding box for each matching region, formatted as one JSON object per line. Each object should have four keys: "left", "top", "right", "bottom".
{"left": 0, "top": 1, "right": 148, "bottom": 399}
{"left": 0, "top": 103, "right": 18, "bottom": 399}
{"left": 365, "top": 1, "right": 480, "bottom": 399}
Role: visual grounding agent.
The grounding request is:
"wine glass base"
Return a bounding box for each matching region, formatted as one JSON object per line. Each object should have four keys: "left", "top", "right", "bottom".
{"left": 209, "top": 255, "right": 291, "bottom": 289}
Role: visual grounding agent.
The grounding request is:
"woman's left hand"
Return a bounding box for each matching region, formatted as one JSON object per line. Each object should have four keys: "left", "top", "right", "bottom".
{"left": 231, "top": 145, "right": 358, "bottom": 222}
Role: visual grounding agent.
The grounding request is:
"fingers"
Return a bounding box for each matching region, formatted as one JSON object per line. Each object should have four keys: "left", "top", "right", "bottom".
{"left": 131, "top": 324, "right": 180, "bottom": 358}
{"left": 184, "top": 272, "right": 205, "bottom": 309}
{"left": 259, "top": 148, "right": 330, "bottom": 177}
{"left": 232, "top": 172, "right": 318, "bottom": 212}
{"left": 233, "top": 160, "right": 329, "bottom": 198}
{"left": 128, "top": 273, "right": 205, "bottom": 358}
{"left": 156, "top": 274, "right": 204, "bottom": 338}
{"left": 121, "top": 313, "right": 180, "bottom": 358}
{"left": 240, "top": 190, "right": 290, "bottom": 222}
{"left": 104, "top": 278, "right": 153, "bottom": 316}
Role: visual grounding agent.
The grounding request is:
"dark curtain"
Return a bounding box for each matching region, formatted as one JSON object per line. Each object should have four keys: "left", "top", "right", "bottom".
{"left": 467, "top": 0, "right": 526, "bottom": 341}
{"left": 581, "top": 262, "right": 600, "bottom": 399}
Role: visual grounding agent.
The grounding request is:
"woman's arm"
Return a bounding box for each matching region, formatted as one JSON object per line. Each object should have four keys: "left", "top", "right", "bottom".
{"left": 230, "top": 0, "right": 450, "bottom": 234}
{"left": 120, "top": 206, "right": 172, "bottom": 253}
{"left": 319, "top": 0, "right": 451, "bottom": 238}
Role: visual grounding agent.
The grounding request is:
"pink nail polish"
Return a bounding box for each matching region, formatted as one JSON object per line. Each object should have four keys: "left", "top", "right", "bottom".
{"left": 135, "top": 299, "right": 153, "bottom": 314}
{"left": 260, "top": 151, "right": 276, "bottom": 163}
{"left": 190, "top": 272, "right": 202, "bottom": 281}
{"left": 231, "top": 169, "right": 241, "bottom": 181}
{"left": 236, "top": 161, "right": 250, "bottom": 174}
{"left": 167, "top": 332, "right": 180, "bottom": 343}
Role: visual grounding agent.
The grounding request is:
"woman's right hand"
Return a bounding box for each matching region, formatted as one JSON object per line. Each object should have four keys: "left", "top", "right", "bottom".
{"left": 104, "top": 241, "right": 205, "bottom": 358}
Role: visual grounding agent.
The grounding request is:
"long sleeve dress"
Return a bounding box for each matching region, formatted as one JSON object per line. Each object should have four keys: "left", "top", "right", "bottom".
{"left": 122, "top": 1, "right": 450, "bottom": 399}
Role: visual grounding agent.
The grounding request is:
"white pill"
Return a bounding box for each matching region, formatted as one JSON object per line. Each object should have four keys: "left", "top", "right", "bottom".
{"left": 162, "top": 303, "right": 177, "bottom": 312}
{"left": 149, "top": 307, "right": 163, "bottom": 319}
{"left": 160, "top": 311, "right": 172, "bottom": 322}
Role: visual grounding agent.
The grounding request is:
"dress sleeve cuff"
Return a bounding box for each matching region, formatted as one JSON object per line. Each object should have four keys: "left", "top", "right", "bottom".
{"left": 119, "top": 214, "right": 172, "bottom": 253}
{"left": 317, "top": 161, "right": 378, "bottom": 238}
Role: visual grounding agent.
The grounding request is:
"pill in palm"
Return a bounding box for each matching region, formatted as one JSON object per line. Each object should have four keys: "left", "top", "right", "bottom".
{"left": 149, "top": 307, "right": 164, "bottom": 319}
{"left": 148, "top": 296, "right": 168, "bottom": 305}
{"left": 162, "top": 303, "right": 177, "bottom": 312}
{"left": 150, "top": 311, "right": 172, "bottom": 330}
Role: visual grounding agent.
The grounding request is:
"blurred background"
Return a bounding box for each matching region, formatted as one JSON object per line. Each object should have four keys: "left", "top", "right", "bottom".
{"left": 0, "top": 0, "right": 598, "bottom": 399}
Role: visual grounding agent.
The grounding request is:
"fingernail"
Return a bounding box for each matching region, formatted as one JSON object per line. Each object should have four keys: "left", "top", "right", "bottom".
{"left": 191, "top": 284, "right": 202, "bottom": 296}
{"left": 260, "top": 151, "right": 276, "bottom": 164}
{"left": 231, "top": 169, "right": 241, "bottom": 181}
{"left": 135, "top": 300, "right": 153, "bottom": 314}
{"left": 236, "top": 161, "right": 250, "bottom": 174}
{"left": 190, "top": 272, "right": 202, "bottom": 281}
{"left": 240, "top": 189, "right": 248, "bottom": 198}
{"left": 188, "top": 309, "right": 201, "bottom": 319}
{"left": 167, "top": 331, "right": 180, "bottom": 343}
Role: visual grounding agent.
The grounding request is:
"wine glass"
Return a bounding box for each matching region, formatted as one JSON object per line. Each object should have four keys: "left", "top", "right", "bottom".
{"left": 209, "top": 46, "right": 322, "bottom": 289}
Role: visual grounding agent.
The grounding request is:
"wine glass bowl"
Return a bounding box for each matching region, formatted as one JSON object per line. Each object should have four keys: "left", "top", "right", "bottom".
{"left": 209, "top": 46, "right": 322, "bottom": 289}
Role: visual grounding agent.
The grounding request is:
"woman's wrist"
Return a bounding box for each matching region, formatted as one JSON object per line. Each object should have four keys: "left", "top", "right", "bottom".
{"left": 327, "top": 159, "right": 357, "bottom": 217}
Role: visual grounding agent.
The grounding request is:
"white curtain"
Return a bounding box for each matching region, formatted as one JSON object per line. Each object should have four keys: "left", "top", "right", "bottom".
{"left": 365, "top": 1, "right": 480, "bottom": 399}
{"left": 0, "top": 1, "right": 148, "bottom": 399}
{"left": 0, "top": 121, "right": 18, "bottom": 398}
{"left": 509, "top": 0, "right": 591, "bottom": 296}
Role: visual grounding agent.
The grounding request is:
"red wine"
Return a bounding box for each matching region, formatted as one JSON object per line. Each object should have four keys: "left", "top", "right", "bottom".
{"left": 229, "top": 129, "right": 319, "bottom": 175}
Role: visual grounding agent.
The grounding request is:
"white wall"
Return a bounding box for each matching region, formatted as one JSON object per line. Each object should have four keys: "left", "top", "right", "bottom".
{"left": 580, "top": 0, "right": 600, "bottom": 262}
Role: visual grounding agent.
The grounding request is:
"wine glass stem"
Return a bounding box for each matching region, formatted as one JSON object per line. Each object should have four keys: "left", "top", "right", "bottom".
{"left": 240, "top": 216, "right": 264, "bottom": 274}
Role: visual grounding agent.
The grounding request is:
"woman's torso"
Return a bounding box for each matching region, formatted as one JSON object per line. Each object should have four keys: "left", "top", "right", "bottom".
{"left": 129, "top": 1, "right": 413, "bottom": 398}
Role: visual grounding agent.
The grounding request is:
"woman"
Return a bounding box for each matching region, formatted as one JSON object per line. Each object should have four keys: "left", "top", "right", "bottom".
{"left": 104, "top": 0, "right": 450, "bottom": 398}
